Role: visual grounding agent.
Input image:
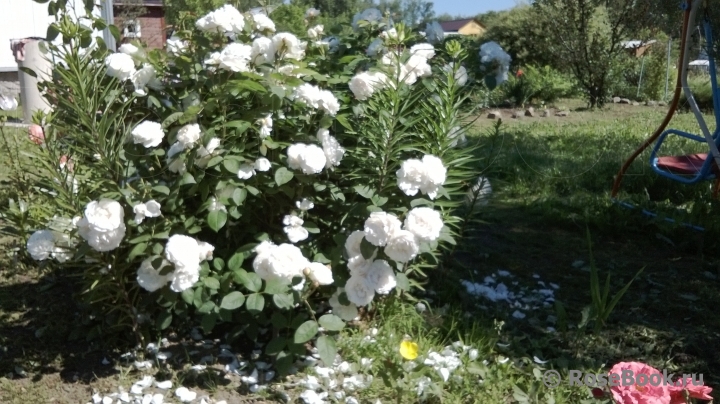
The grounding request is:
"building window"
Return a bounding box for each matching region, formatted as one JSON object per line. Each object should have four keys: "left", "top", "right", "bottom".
{"left": 123, "top": 19, "right": 142, "bottom": 38}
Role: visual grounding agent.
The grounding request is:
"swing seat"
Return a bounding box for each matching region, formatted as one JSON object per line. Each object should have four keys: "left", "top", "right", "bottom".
{"left": 656, "top": 153, "right": 711, "bottom": 175}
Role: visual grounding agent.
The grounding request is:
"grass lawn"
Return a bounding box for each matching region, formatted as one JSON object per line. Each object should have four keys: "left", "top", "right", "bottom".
{"left": 0, "top": 100, "right": 719, "bottom": 403}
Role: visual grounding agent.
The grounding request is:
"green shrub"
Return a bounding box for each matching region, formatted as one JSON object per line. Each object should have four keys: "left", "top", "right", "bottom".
{"left": 493, "top": 65, "right": 579, "bottom": 107}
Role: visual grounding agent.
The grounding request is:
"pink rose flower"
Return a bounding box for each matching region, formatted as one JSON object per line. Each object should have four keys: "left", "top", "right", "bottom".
{"left": 59, "top": 155, "right": 74, "bottom": 172}
{"left": 609, "top": 362, "right": 670, "bottom": 404}
{"left": 28, "top": 124, "right": 45, "bottom": 145}
{"left": 669, "top": 377, "right": 712, "bottom": 404}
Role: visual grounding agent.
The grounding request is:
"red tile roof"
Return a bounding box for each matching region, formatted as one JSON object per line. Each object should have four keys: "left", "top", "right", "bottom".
{"left": 439, "top": 18, "right": 481, "bottom": 32}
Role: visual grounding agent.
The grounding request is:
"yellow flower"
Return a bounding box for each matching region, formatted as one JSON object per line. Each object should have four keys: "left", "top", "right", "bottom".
{"left": 399, "top": 340, "right": 418, "bottom": 360}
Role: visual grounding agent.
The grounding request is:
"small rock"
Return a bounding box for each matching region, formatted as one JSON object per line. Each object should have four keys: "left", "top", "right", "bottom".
{"left": 524, "top": 107, "right": 535, "bottom": 117}
{"left": 619, "top": 98, "right": 631, "bottom": 104}
{"left": 512, "top": 111, "right": 523, "bottom": 118}
{"left": 487, "top": 110, "right": 502, "bottom": 119}
{"left": 646, "top": 100, "right": 658, "bottom": 106}
{"left": 658, "top": 101, "right": 667, "bottom": 106}
{"left": 632, "top": 101, "right": 640, "bottom": 106}
{"left": 540, "top": 109, "right": 550, "bottom": 117}
{"left": 613, "top": 96, "right": 621, "bottom": 103}
{"left": 556, "top": 110, "right": 570, "bottom": 117}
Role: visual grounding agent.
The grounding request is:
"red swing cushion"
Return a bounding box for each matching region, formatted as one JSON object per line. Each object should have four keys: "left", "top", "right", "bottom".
{"left": 656, "top": 153, "right": 713, "bottom": 175}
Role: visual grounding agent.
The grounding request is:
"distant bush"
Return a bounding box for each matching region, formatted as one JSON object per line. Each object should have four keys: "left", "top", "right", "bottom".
{"left": 493, "top": 65, "right": 579, "bottom": 107}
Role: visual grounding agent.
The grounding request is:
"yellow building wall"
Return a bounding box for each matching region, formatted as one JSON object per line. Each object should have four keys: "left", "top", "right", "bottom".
{"left": 458, "top": 21, "right": 486, "bottom": 36}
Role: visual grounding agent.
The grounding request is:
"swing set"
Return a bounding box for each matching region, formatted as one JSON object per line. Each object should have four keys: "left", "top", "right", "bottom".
{"left": 611, "top": 0, "right": 720, "bottom": 231}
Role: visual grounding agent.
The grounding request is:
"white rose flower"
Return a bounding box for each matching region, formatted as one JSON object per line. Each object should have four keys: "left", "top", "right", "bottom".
{"left": 118, "top": 43, "right": 145, "bottom": 64}
{"left": 307, "top": 25, "right": 324, "bottom": 40}
{"left": 419, "top": 155, "right": 446, "bottom": 199}
{"left": 131, "top": 64, "right": 162, "bottom": 96}
{"left": 218, "top": 42, "right": 253, "bottom": 72}
{"left": 344, "top": 274, "right": 375, "bottom": 306}
{"left": 348, "top": 255, "right": 373, "bottom": 277}
{"left": 283, "top": 214, "right": 309, "bottom": 244}
{"left": 363, "top": 211, "right": 402, "bottom": 247}
{"left": 329, "top": 288, "right": 359, "bottom": 321}
{"left": 404, "top": 207, "right": 444, "bottom": 242}
{"left": 168, "top": 158, "right": 186, "bottom": 174}
{"left": 76, "top": 199, "right": 126, "bottom": 252}
{"left": 256, "top": 113, "right": 273, "bottom": 138}
{"left": 195, "top": 138, "right": 221, "bottom": 167}
{"left": 131, "top": 121, "right": 164, "bottom": 148}
{"left": 165, "top": 234, "right": 201, "bottom": 269}
{"left": 272, "top": 33, "right": 306, "bottom": 60}
{"left": 169, "top": 265, "right": 200, "bottom": 292}
{"left": 410, "top": 43, "right": 435, "bottom": 59}
{"left": 384, "top": 230, "right": 419, "bottom": 263}
{"left": 137, "top": 258, "right": 171, "bottom": 292}
{"left": 238, "top": 164, "right": 256, "bottom": 180}
{"left": 286, "top": 143, "right": 327, "bottom": 174}
{"left": 424, "top": 21, "right": 445, "bottom": 44}
{"left": 292, "top": 83, "right": 321, "bottom": 108}
{"left": 209, "top": 197, "right": 227, "bottom": 213}
{"left": 307, "top": 262, "right": 333, "bottom": 285}
{"left": 349, "top": 71, "right": 388, "bottom": 101}
{"left": 254, "top": 158, "right": 271, "bottom": 172}
{"left": 196, "top": 4, "right": 245, "bottom": 34}
{"left": 379, "top": 28, "right": 398, "bottom": 40}
{"left": 0, "top": 94, "right": 18, "bottom": 111}
{"left": 252, "top": 241, "right": 310, "bottom": 283}
{"left": 251, "top": 37, "right": 276, "bottom": 66}
{"left": 318, "top": 90, "right": 339, "bottom": 115}
{"left": 396, "top": 158, "right": 426, "bottom": 196}
{"left": 204, "top": 52, "right": 222, "bottom": 67}
{"left": 252, "top": 13, "right": 275, "bottom": 32}
{"left": 177, "top": 123, "right": 202, "bottom": 148}
{"left": 133, "top": 200, "right": 161, "bottom": 224}
{"left": 296, "top": 198, "right": 314, "bottom": 211}
{"left": 344, "top": 230, "right": 366, "bottom": 258}
{"left": 105, "top": 53, "right": 136, "bottom": 81}
{"left": 365, "top": 259, "right": 396, "bottom": 294}
{"left": 166, "top": 36, "right": 187, "bottom": 55}
{"left": 405, "top": 55, "right": 432, "bottom": 79}
{"left": 27, "top": 230, "right": 55, "bottom": 261}
{"left": 317, "top": 128, "right": 345, "bottom": 168}
{"left": 305, "top": 8, "right": 320, "bottom": 18}
{"left": 197, "top": 241, "right": 214, "bottom": 261}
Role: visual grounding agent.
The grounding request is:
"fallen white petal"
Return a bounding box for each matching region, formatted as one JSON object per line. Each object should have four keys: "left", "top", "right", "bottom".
{"left": 533, "top": 356, "right": 549, "bottom": 364}
{"left": 155, "top": 380, "right": 172, "bottom": 389}
{"left": 175, "top": 387, "right": 197, "bottom": 402}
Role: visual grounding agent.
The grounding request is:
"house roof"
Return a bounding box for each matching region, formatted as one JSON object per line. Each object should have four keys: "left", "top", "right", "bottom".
{"left": 114, "top": 0, "right": 163, "bottom": 6}
{"left": 439, "top": 19, "right": 481, "bottom": 32}
{"left": 621, "top": 39, "right": 657, "bottom": 49}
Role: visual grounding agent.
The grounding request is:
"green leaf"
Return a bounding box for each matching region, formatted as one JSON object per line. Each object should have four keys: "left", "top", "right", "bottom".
{"left": 272, "top": 293, "right": 294, "bottom": 310}
{"left": 318, "top": 314, "right": 345, "bottom": 331}
{"left": 246, "top": 293, "right": 265, "bottom": 313}
{"left": 484, "top": 74, "right": 498, "bottom": 91}
{"left": 228, "top": 253, "right": 244, "bottom": 271}
{"left": 201, "top": 313, "right": 218, "bottom": 333}
{"left": 294, "top": 320, "right": 319, "bottom": 344}
{"left": 129, "top": 234, "right": 152, "bottom": 244}
{"left": 212, "top": 258, "right": 225, "bottom": 271}
{"left": 335, "top": 114, "right": 353, "bottom": 131}
{"left": 181, "top": 288, "right": 194, "bottom": 305}
{"left": 162, "top": 112, "right": 183, "bottom": 128}
{"left": 354, "top": 185, "right": 374, "bottom": 199}
{"left": 274, "top": 167, "right": 294, "bottom": 186}
{"left": 231, "top": 188, "right": 247, "bottom": 205}
{"left": 207, "top": 210, "right": 227, "bottom": 232}
{"left": 395, "top": 273, "right": 410, "bottom": 291}
{"left": 265, "top": 337, "right": 286, "bottom": 355}
{"left": 128, "top": 242, "right": 148, "bottom": 260}
{"left": 46, "top": 24, "right": 60, "bottom": 41}
{"left": 204, "top": 277, "right": 220, "bottom": 290}
{"left": 316, "top": 335, "right": 337, "bottom": 367}
{"left": 235, "top": 270, "right": 262, "bottom": 292}
{"left": 19, "top": 67, "right": 37, "bottom": 78}
{"left": 231, "top": 80, "right": 267, "bottom": 94}
{"left": 152, "top": 185, "right": 171, "bottom": 195}
{"left": 180, "top": 172, "right": 196, "bottom": 185}
{"left": 198, "top": 301, "right": 216, "bottom": 314}
{"left": 360, "top": 237, "right": 376, "bottom": 260}
{"left": 220, "top": 291, "right": 245, "bottom": 310}
{"left": 303, "top": 221, "right": 320, "bottom": 234}
{"left": 264, "top": 278, "right": 290, "bottom": 294}
{"left": 156, "top": 311, "right": 172, "bottom": 330}
{"left": 223, "top": 158, "right": 241, "bottom": 174}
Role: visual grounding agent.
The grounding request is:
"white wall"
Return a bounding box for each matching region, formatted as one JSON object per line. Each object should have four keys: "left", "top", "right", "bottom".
{"left": 0, "top": 0, "right": 102, "bottom": 72}
{"left": 0, "top": 0, "right": 53, "bottom": 71}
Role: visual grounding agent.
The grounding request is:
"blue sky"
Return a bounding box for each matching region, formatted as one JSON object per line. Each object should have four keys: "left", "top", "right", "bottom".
{"left": 433, "top": 0, "right": 518, "bottom": 17}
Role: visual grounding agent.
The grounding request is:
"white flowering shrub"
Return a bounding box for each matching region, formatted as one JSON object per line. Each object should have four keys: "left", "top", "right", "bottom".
{"left": 16, "top": 2, "right": 496, "bottom": 373}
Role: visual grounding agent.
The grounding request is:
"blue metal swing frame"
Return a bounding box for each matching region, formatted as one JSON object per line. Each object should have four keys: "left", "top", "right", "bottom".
{"left": 649, "top": 19, "right": 720, "bottom": 184}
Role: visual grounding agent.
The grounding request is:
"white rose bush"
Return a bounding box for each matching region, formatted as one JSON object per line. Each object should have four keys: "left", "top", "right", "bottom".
{"left": 11, "top": 2, "right": 509, "bottom": 375}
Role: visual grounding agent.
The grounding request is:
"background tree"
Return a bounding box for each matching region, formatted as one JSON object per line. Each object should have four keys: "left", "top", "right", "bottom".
{"left": 376, "top": 0, "right": 435, "bottom": 27}
{"left": 533, "top": 0, "right": 654, "bottom": 108}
